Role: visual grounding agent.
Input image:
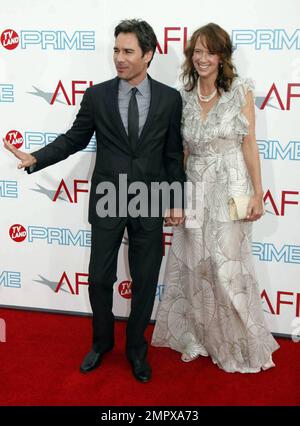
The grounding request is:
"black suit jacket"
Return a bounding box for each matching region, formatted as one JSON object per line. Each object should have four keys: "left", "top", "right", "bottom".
{"left": 28, "top": 75, "right": 186, "bottom": 229}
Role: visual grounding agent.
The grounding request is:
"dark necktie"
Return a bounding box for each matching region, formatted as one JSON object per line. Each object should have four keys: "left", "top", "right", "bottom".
{"left": 128, "top": 87, "right": 139, "bottom": 151}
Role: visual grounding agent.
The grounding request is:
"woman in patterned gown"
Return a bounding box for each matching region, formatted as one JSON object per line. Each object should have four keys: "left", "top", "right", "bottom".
{"left": 152, "top": 23, "right": 279, "bottom": 373}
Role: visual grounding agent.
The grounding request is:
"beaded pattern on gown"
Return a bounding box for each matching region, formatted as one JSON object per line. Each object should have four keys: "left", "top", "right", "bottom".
{"left": 152, "top": 78, "right": 280, "bottom": 373}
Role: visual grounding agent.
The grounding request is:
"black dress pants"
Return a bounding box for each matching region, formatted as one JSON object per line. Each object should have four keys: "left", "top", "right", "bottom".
{"left": 88, "top": 217, "right": 163, "bottom": 360}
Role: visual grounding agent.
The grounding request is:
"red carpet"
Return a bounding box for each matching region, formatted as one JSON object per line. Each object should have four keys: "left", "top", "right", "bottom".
{"left": 0, "top": 307, "right": 299, "bottom": 406}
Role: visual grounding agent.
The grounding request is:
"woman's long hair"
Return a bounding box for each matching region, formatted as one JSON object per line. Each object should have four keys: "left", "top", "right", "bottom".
{"left": 182, "top": 23, "right": 237, "bottom": 93}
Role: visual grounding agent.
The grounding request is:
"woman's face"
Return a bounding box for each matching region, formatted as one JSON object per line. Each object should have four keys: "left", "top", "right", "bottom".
{"left": 192, "top": 37, "right": 220, "bottom": 80}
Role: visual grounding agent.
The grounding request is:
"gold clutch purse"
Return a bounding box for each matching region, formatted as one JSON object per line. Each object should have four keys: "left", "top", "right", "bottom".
{"left": 228, "top": 195, "right": 250, "bottom": 220}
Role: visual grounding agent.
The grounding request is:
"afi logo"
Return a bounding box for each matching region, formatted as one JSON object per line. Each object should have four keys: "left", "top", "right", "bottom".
{"left": 262, "top": 289, "right": 300, "bottom": 317}
{"left": 156, "top": 27, "right": 188, "bottom": 54}
{"left": 51, "top": 80, "right": 93, "bottom": 105}
{"left": 261, "top": 83, "right": 300, "bottom": 110}
{"left": 9, "top": 224, "right": 27, "bottom": 242}
{"left": 1, "top": 29, "right": 19, "bottom": 49}
{"left": 55, "top": 272, "right": 89, "bottom": 295}
{"left": 264, "top": 190, "right": 299, "bottom": 216}
{"left": 53, "top": 179, "right": 89, "bottom": 203}
{"left": 118, "top": 281, "right": 132, "bottom": 299}
{"left": 5, "top": 130, "right": 24, "bottom": 149}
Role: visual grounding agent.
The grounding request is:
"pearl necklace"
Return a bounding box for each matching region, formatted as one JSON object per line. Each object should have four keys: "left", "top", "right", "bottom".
{"left": 197, "top": 79, "right": 217, "bottom": 103}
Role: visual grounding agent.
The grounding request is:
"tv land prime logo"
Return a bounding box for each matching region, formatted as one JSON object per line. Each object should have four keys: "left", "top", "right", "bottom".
{"left": 232, "top": 29, "right": 300, "bottom": 50}
{"left": 0, "top": 180, "right": 18, "bottom": 198}
{"left": 9, "top": 224, "right": 91, "bottom": 247}
{"left": 5, "top": 130, "right": 23, "bottom": 149}
{"left": 8, "top": 224, "right": 173, "bottom": 254}
{"left": 9, "top": 224, "right": 27, "bottom": 242}
{"left": 0, "top": 84, "right": 14, "bottom": 102}
{"left": 8, "top": 224, "right": 300, "bottom": 266}
{"left": 0, "top": 26, "right": 187, "bottom": 54}
{"left": 0, "top": 270, "right": 21, "bottom": 288}
{"left": 118, "top": 280, "right": 165, "bottom": 302}
{"left": 5, "top": 129, "right": 96, "bottom": 152}
{"left": 2, "top": 27, "right": 299, "bottom": 52}
{"left": 1, "top": 29, "right": 19, "bottom": 49}
{"left": 0, "top": 28, "right": 95, "bottom": 50}
{"left": 258, "top": 140, "right": 300, "bottom": 160}
{"left": 118, "top": 280, "right": 132, "bottom": 299}
{"left": 5, "top": 133, "right": 300, "bottom": 163}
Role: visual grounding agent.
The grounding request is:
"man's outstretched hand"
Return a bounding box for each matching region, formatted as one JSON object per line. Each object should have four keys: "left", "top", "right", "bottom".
{"left": 3, "top": 138, "right": 37, "bottom": 169}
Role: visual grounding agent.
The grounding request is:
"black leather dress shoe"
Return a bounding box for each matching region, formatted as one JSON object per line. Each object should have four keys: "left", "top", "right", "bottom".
{"left": 129, "top": 358, "right": 152, "bottom": 383}
{"left": 80, "top": 349, "right": 109, "bottom": 373}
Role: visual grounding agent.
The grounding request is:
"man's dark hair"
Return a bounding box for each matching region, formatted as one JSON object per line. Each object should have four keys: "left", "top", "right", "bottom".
{"left": 114, "top": 19, "right": 157, "bottom": 67}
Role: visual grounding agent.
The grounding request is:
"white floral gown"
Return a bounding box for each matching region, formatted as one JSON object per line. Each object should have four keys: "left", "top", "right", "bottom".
{"left": 152, "top": 78, "right": 279, "bottom": 373}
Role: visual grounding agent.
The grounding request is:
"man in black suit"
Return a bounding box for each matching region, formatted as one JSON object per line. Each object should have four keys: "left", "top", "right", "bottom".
{"left": 3, "top": 19, "right": 185, "bottom": 382}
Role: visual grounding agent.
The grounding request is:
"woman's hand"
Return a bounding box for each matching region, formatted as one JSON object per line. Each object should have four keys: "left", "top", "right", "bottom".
{"left": 245, "top": 194, "right": 264, "bottom": 221}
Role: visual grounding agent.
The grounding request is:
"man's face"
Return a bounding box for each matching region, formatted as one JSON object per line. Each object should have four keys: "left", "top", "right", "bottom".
{"left": 113, "top": 32, "right": 153, "bottom": 85}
